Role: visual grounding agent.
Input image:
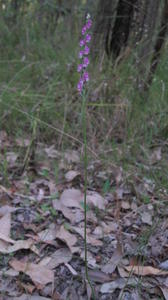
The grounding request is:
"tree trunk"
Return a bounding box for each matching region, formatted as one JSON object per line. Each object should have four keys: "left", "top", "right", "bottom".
{"left": 146, "top": 0, "right": 168, "bottom": 89}
{"left": 93, "top": 0, "right": 166, "bottom": 91}
{"left": 11, "top": 0, "right": 20, "bottom": 22}
{"left": 91, "top": 0, "right": 118, "bottom": 60}
{"left": 109, "top": 0, "right": 137, "bottom": 59}
{"left": 135, "top": 0, "right": 160, "bottom": 91}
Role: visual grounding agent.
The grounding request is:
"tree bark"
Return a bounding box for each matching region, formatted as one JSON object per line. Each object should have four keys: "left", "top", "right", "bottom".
{"left": 135, "top": 0, "right": 160, "bottom": 91}
{"left": 11, "top": 0, "right": 20, "bottom": 22}
{"left": 91, "top": 0, "right": 118, "bottom": 59}
{"left": 93, "top": 0, "right": 165, "bottom": 91}
{"left": 109, "top": 0, "right": 137, "bottom": 58}
{"left": 146, "top": 0, "right": 168, "bottom": 89}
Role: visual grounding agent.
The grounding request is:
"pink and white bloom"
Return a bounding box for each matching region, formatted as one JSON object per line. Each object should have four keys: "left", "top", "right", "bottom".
{"left": 85, "top": 34, "right": 91, "bottom": 43}
{"left": 86, "top": 19, "right": 92, "bottom": 30}
{"left": 82, "top": 25, "right": 87, "bottom": 35}
{"left": 79, "top": 50, "right": 84, "bottom": 58}
{"left": 77, "top": 14, "right": 92, "bottom": 94}
{"left": 83, "top": 57, "right": 89, "bottom": 68}
{"left": 83, "top": 72, "right": 89, "bottom": 82}
{"left": 77, "top": 78, "right": 84, "bottom": 93}
{"left": 80, "top": 39, "right": 85, "bottom": 47}
{"left": 84, "top": 45, "right": 90, "bottom": 55}
{"left": 77, "top": 64, "right": 83, "bottom": 72}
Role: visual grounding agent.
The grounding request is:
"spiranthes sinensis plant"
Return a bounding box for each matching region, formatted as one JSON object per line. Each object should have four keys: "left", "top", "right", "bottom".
{"left": 77, "top": 13, "right": 95, "bottom": 298}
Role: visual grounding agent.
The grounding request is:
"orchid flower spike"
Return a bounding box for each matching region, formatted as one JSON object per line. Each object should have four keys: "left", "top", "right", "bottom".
{"left": 77, "top": 13, "right": 92, "bottom": 94}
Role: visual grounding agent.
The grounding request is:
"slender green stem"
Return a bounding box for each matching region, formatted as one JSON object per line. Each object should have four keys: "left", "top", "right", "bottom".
{"left": 81, "top": 91, "right": 95, "bottom": 299}
{"left": 82, "top": 92, "right": 88, "bottom": 276}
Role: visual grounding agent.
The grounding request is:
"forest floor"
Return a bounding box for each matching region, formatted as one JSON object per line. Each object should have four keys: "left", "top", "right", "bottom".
{"left": 0, "top": 130, "right": 168, "bottom": 300}
{"left": 0, "top": 5, "right": 168, "bottom": 299}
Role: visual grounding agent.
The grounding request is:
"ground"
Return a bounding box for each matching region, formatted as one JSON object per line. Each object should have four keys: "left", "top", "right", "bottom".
{"left": 0, "top": 131, "right": 168, "bottom": 300}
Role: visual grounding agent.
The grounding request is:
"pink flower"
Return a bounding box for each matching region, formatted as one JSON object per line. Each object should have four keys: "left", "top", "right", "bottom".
{"left": 82, "top": 26, "right": 87, "bottom": 35}
{"left": 77, "top": 78, "right": 84, "bottom": 93}
{"left": 77, "top": 13, "right": 92, "bottom": 94}
{"left": 85, "top": 34, "right": 91, "bottom": 43}
{"left": 79, "top": 78, "right": 84, "bottom": 85}
{"left": 80, "top": 39, "right": 85, "bottom": 47}
{"left": 84, "top": 45, "right": 90, "bottom": 55}
{"left": 83, "top": 72, "right": 89, "bottom": 82}
{"left": 83, "top": 57, "right": 89, "bottom": 68}
{"left": 79, "top": 50, "right": 84, "bottom": 58}
{"left": 77, "top": 64, "right": 83, "bottom": 72}
{"left": 77, "top": 82, "right": 82, "bottom": 93}
{"left": 86, "top": 19, "right": 92, "bottom": 29}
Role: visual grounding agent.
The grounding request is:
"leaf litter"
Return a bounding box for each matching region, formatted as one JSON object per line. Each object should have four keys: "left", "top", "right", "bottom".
{"left": 0, "top": 135, "right": 168, "bottom": 299}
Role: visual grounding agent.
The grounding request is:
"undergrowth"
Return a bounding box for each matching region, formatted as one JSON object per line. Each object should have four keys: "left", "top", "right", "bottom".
{"left": 0, "top": 13, "right": 168, "bottom": 170}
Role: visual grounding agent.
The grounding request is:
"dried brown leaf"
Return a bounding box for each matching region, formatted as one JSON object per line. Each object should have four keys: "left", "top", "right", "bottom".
{"left": 0, "top": 212, "right": 14, "bottom": 252}
{"left": 64, "top": 150, "right": 80, "bottom": 163}
{"left": 65, "top": 263, "right": 78, "bottom": 276}
{"left": 101, "top": 243, "right": 123, "bottom": 274}
{"left": 9, "top": 259, "right": 54, "bottom": 286}
{"left": 38, "top": 228, "right": 56, "bottom": 242}
{"left": 13, "top": 294, "right": 52, "bottom": 300}
{"left": 80, "top": 251, "right": 98, "bottom": 268}
{"left": 60, "top": 188, "right": 105, "bottom": 211}
{"left": 45, "top": 145, "right": 60, "bottom": 158}
{"left": 0, "top": 213, "right": 11, "bottom": 238}
{"left": 100, "top": 278, "right": 137, "bottom": 293}
{"left": 0, "top": 130, "right": 8, "bottom": 147}
{"left": 159, "top": 260, "right": 168, "bottom": 271}
{"left": 15, "top": 138, "right": 30, "bottom": 147}
{"left": 121, "top": 201, "right": 130, "bottom": 210}
{"left": 160, "top": 286, "right": 168, "bottom": 300}
{"left": 150, "top": 147, "right": 162, "bottom": 164}
{"left": 124, "top": 265, "right": 168, "bottom": 276}
{"left": 8, "top": 239, "right": 39, "bottom": 255}
{"left": 53, "top": 200, "right": 84, "bottom": 224}
{"left": 88, "top": 269, "right": 111, "bottom": 283}
{"left": 101, "top": 221, "right": 119, "bottom": 234}
{"left": 141, "top": 211, "right": 152, "bottom": 225}
{"left": 60, "top": 189, "right": 83, "bottom": 209}
{"left": 65, "top": 170, "right": 80, "bottom": 182}
{"left": 39, "top": 247, "right": 72, "bottom": 269}
{"left": 0, "top": 205, "right": 19, "bottom": 216}
{"left": 70, "top": 226, "right": 102, "bottom": 246}
{"left": 87, "top": 191, "right": 105, "bottom": 210}
{"left": 55, "top": 225, "right": 79, "bottom": 253}
{"left": 6, "top": 152, "right": 18, "bottom": 167}
{"left": 118, "top": 266, "right": 132, "bottom": 278}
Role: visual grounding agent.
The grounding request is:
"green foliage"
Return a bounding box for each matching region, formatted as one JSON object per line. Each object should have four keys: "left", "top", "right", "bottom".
{"left": 0, "top": 150, "right": 9, "bottom": 186}
{"left": 0, "top": 1, "right": 167, "bottom": 193}
{"left": 41, "top": 168, "right": 49, "bottom": 179}
{"left": 142, "top": 195, "right": 150, "bottom": 205}
{"left": 41, "top": 203, "right": 57, "bottom": 216}
{"left": 102, "top": 179, "right": 111, "bottom": 194}
{"left": 80, "top": 201, "right": 90, "bottom": 211}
